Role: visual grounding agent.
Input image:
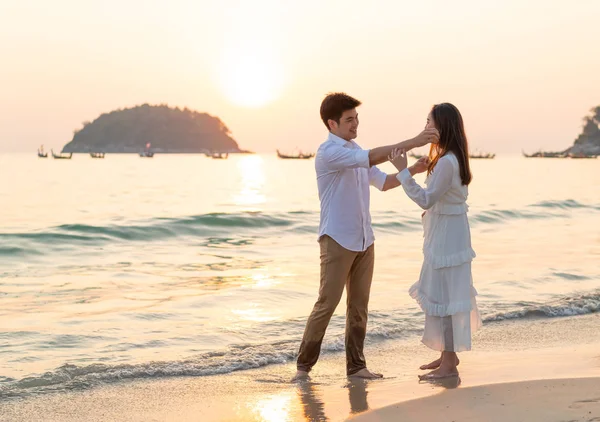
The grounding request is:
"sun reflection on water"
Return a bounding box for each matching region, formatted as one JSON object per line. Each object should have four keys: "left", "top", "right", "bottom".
{"left": 234, "top": 155, "right": 266, "bottom": 209}
{"left": 253, "top": 392, "right": 293, "bottom": 422}
{"left": 231, "top": 303, "right": 277, "bottom": 323}
{"left": 252, "top": 273, "right": 278, "bottom": 289}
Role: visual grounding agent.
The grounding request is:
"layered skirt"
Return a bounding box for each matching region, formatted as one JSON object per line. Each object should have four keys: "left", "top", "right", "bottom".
{"left": 410, "top": 210, "right": 482, "bottom": 352}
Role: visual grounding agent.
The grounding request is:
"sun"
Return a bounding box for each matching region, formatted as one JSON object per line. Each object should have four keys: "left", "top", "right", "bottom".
{"left": 216, "top": 41, "right": 285, "bottom": 108}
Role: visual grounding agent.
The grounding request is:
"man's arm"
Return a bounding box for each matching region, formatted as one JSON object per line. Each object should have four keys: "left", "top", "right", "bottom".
{"left": 368, "top": 128, "right": 439, "bottom": 167}
{"left": 382, "top": 173, "right": 401, "bottom": 191}
{"left": 379, "top": 156, "right": 431, "bottom": 191}
{"left": 381, "top": 167, "right": 421, "bottom": 191}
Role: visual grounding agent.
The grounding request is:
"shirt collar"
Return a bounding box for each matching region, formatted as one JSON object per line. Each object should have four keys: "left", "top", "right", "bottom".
{"left": 327, "top": 132, "right": 354, "bottom": 146}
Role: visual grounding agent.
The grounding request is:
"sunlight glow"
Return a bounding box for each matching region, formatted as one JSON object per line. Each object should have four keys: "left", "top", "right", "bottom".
{"left": 254, "top": 392, "right": 293, "bottom": 422}
{"left": 217, "top": 41, "right": 285, "bottom": 108}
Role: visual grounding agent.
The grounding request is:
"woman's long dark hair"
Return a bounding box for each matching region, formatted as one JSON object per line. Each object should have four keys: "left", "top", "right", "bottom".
{"left": 427, "top": 103, "right": 472, "bottom": 185}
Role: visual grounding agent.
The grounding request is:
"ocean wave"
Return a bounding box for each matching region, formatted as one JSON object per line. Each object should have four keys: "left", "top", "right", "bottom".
{"left": 530, "top": 199, "right": 600, "bottom": 210}
{"left": 2, "top": 290, "right": 599, "bottom": 398}
{"left": 0, "top": 312, "right": 420, "bottom": 399}
{"left": 4, "top": 212, "right": 307, "bottom": 243}
{"left": 0, "top": 246, "right": 43, "bottom": 257}
{"left": 484, "top": 291, "right": 600, "bottom": 322}
{"left": 0, "top": 212, "right": 318, "bottom": 257}
{"left": 0, "top": 199, "right": 597, "bottom": 257}
{"left": 469, "top": 208, "right": 564, "bottom": 224}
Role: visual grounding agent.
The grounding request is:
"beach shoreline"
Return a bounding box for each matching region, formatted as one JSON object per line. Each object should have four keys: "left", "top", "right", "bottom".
{"left": 1, "top": 313, "right": 599, "bottom": 421}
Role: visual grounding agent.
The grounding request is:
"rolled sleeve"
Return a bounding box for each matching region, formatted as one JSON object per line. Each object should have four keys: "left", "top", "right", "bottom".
{"left": 397, "top": 168, "right": 413, "bottom": 184}
{"left": 354, "top": 149, "right": 370, "bottom": 168}
{"left": 320, "top": 143, "right": 371, "bottom": 171}
{"left": 369, "top": 165, "right": 387, "bottom": 190}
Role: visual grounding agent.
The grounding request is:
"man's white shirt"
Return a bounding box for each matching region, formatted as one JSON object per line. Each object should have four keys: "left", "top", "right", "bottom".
{"left": 315, "top": 132, "right": 387, "bottom": 252}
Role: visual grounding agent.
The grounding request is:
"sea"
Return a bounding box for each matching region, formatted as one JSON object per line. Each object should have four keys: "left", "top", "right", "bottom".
{"left": 0, "top": 152, "right": 598, "bottom": 400}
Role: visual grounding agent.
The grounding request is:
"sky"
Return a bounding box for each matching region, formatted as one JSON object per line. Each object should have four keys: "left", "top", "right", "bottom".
{"left": 1, "top": 0, "right": 599, "bottom": 153}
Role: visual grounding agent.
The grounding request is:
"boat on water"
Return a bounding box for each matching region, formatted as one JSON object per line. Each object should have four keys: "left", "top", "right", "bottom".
{"left": 51, "top": 149, "right": 72, "bottom": 159}
{"left": 139, "top": 142, "right": 154, "bottom": 157}
{"left": 211, "top": 152, "right": 229, "bottom": 159}
{"left": 37, "top": 145, "right": 47, "bottom": 158}
{"left": 90, "top": 152, "right": 105, "bottom": 158}
{"left": 568, "top": 153, "right": 597, "bottom": 159}
{"left": 276, "top": 149, "right": 314, "bottom": 159}
{"left": 470, "top": 152, "right": 495, "bottom": 159}
{"left": 522, "top": 150, "right": 566, "bottom": 158}
{"left": 409, "top": 152, "right": 426, "bottom": 159}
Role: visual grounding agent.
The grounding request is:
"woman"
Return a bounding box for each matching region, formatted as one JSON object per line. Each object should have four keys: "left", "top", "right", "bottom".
{"left": 389, "top": 103, "right": 481, "bottom": 380}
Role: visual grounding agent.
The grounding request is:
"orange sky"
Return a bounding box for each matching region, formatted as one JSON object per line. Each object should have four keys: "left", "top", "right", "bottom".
{"left": 1, "top": 0, "right": 598, "bottom": 153}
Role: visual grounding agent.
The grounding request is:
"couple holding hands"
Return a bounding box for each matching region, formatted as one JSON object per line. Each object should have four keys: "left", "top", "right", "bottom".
{"left": 293, "top": 93, "right": 481, "bottom": 382}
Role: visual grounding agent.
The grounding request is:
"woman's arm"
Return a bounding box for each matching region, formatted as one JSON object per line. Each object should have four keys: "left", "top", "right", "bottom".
{"left": 367, "top": 128, "right": 439, "bottom": 166}
{"left": 396, "top": 157, "right": 454, "bottom": 209}
{"left": 369, "top": 166, "right": 424, "bottom": 191}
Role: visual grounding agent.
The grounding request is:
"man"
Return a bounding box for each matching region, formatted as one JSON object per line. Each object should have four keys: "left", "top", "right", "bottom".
{"left": 293, "top": 93, "right": 438, "bottom": 381}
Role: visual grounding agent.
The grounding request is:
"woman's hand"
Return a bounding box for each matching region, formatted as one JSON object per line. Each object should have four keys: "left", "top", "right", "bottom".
{"left": 410, "top": 156, "right": 430, "bottom": 174}
{"left": 388, "top": 148, "right": 408, "bottom": 172}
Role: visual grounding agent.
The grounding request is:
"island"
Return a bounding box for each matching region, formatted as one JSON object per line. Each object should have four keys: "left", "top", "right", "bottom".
{"left": 565, "top": 105, "right": 600, "bottom": 156}
{"left": 523, "top": 106, "right": 600, "bottom": 157}
{"left": 61, "top": 104, "right": 248, "bottom": 154}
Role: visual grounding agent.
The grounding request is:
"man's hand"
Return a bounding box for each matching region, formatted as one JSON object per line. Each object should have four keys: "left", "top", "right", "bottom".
{"left": 388, "top": 148, "right": 408, "bottom": 172}
{"left": 409, "top": 156, "right": 430, "bottom": 174}
{"left": 412, "top": 128, "right": 439, "bottom": 148}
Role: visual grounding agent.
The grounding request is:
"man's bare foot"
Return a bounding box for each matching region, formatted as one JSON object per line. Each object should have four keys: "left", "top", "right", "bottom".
{"left": 418, "top": 366, "right": 458, "bottom": 380}
{"left": 291, "top": 370, "right": 310, "bottom": 382}
{"left": 419, "top": 355, "right": 460, "bottom": 370}
{"left": 349, "top": 368, "right": 383, "bottom": 379}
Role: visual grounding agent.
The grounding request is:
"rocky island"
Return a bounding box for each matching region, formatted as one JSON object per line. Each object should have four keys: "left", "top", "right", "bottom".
{"left": 61, "top": 104, "right": 246, "bottom": 154}
{"left": 565, "top": 106, "right": 600, "bottom": 156}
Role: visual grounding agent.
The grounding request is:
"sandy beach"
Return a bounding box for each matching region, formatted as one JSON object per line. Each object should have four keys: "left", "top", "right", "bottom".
{"left": 350, "top": 378, "right": 600, "bottom": 422}
{"left": 1, "top": 313, "right": 599, "bottom": 421}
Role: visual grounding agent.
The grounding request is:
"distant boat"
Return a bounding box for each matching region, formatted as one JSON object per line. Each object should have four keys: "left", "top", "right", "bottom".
{"left": 51, "top": 149, "right": 72, "bottom": 159}
{"left": 568, "top": 153, "right": 597, "bottom": 159}
{"left": 140, "top": 142, "right": 154, "bottom": 157}
{"left": 409, "top": 152, "right": 426, "bottom": 159}
{"left": 469, "top": 152, "right": 495, "bottom": 159}
{"left": 276, "top": 149, "right": 314, "bottom": 159}
{"left": 211, "top": 152, "right": 228, "bottom": 159}
{"left": 90, "top": 152, "right": 105, "bottom": 159}
{"left": 522, "top": 150, "right": 566, "bottom": 158}
{"left": 37, "top": 145, "right": 47, "bottom": 158}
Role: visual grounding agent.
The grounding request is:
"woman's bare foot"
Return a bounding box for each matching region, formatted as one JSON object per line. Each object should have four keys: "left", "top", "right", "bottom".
{"left": 419, "top": 355, "right": 459, "bottom": 370}
{"left": 419, "top": 357, "right": 442, "bottom": 370}
{"left": 418, "top": 366, "right": 459, "bottom": 380}
{"left": 419, "top": 352, "right": 458, "bottom": 380}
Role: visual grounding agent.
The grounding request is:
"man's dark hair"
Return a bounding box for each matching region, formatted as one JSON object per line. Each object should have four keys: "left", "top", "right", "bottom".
{"left": 320, "top": 93, "right": 361, "bottom": 130}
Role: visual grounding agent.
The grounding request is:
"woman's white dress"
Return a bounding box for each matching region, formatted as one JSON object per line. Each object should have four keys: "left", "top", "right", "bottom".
{"left": 397, "top": 152, "right": 482, "bottom": 352}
